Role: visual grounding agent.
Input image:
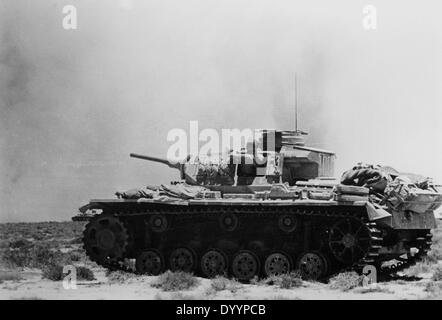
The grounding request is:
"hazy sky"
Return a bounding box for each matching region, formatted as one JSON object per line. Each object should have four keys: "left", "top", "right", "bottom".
{"left": 1, "top": 0, "right": 441, "bottom": 222}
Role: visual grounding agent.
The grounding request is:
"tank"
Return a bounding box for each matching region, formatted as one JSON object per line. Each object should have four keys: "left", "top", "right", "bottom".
{"left": 73, "top": 129, "right": 442, "bottom": 281}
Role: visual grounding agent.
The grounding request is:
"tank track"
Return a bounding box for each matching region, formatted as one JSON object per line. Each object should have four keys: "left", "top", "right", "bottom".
{"left": 378, "top": 232, "right": 433, "bottom": 275}
{"left": 83, "top": 205, "right": 387, "bottom": 279}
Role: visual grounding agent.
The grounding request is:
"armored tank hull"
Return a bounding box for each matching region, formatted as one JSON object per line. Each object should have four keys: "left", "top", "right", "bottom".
{"left": 74, "top": 193, "right": 436, "bottom": 280}
{"left": 74, "top": 130, "right": 440, "bottom": 280}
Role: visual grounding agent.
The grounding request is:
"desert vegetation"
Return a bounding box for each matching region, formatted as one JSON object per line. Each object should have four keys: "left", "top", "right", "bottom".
{"left": 0, "top": 221, "right": 95, "bottom": 284}
{"left": 152, "top": 271, "right": 200, "bottom": 291}
{"left": 328, "top": 271, "right": 365, "bottom": 291}
{"left": 209, "top": 276, "right": 242, "bottom": 293}
{"left": 252, "top": 271, "right": 304, "bottom": 289}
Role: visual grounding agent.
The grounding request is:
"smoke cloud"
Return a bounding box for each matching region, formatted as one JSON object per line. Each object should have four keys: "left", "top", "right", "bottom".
{"left": 1, "top": 0, "right": 441, "bottom": 221}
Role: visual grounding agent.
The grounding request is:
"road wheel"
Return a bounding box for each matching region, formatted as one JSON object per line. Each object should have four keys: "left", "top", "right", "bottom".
{"left": 264, "top": 252, "right": 291, "bottom": 277}
{"left": 231, "top": 250, "right": 260, "bottom": 281}
{"left": 135, "top": 249, "right": 163, "bottom": 275}
{"left": 297, "top": 251, "right": 328, "bottom": 280}
{"left": 169, "top": 247, "right": 196, "bottom": 272}
{"left": 200, "top": 249, "right": 228, "bottom": 278}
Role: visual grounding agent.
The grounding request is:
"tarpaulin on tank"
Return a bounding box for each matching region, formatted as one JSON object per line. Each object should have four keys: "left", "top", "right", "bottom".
{"left": 115, "top": 185, "right": 159, "bottom": 199}
{"left": 340, "top": 163, "right": 393, "bottom": 193}
{"left": 160, "top": 184, "right": 208, "bottom": 199}
{"left": 341, "top": 163, "right": 442, "bottom": 214}
{"left": 115, "top": 183, "right": 209, "bottom": 200}
{"left": 384, "top": 176, "right": 442, "bottom": 213}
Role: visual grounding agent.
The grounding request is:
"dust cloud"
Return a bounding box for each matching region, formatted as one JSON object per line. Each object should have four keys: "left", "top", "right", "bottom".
{"left": 1, "top": 0, "right": 441, "bottom": 221}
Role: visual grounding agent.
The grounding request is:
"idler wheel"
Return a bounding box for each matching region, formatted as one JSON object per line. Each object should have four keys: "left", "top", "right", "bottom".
{"left": 83, "top": 214, "right": 128, "bottom": 265}
{"left": 264, "top": 252, "right": 291, "bottom": 277}
{"left": 328, "top": 218, "right": 371, "bottom": 264}
{"left": 278, "top": 215, "right": 297, "bottom": 233}
{"left": 149, "top": 214, "right": 168, "bottom": 233}
{"left": 219, "top": 213, "right": 238, "bottom": 232}
{"left": 231, "top": 250, "right": 260, "bottom": 281}
{"left": 297, "top": 251, "right": 328, "bottom": 280}
{"left": 200, "top": 249, "right": 228, "bottom": 278}
{"left": 135, "top": 249, "right": 164, "bottom": 275}
{"left": 169, "top": 247, "right": 196, "bottom": 272}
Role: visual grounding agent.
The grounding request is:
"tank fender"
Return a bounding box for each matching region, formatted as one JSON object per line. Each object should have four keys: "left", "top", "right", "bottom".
{"left": 78, "top": 202, "right": 102, "bottom": 213}
{"left": 366, "top": 202, "right": 392, "bottom": 223}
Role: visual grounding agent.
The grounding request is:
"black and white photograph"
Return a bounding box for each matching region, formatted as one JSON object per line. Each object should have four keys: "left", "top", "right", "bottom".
{"left": 1, "top": 0, "right": 442, "bottom": 304}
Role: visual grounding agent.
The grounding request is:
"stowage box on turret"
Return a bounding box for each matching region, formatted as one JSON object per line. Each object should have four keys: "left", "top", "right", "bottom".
{"left": 73, "top": 129, "right": 442, "bottom": 280}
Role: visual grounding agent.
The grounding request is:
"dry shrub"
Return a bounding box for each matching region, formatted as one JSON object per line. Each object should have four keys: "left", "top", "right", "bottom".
{"left": 427, "top": 245, "right": 442, "bottom": 262}
{"left": 106, "top": 270, "right": 138, "bottom": 284}
{"left": 431, "top": 266, "right": 442, "bottom": 281}
{"left": 42, "top": 264, "right": 95, "bottom": 281}
{"left": 1, "top": 243, "right": 68, "bottom": 268}
{"left": 328, "top": 272, "right": 364, "bottom": 291}
{"left": 170, "top": 292, "right": 198, "bottom": 300}
{"left": 427, "top": 226, "right": 442, "bottom": 261}
{"left": 210, "top": 276, "right": 241, "bottom": 293}
{"left": 68, "top": 251, "right": 83, "bottom": 262}
{"left": 152, "top": 271, "right": 199, "bottom": 291}
{"left": 76, "top": 266, "right": 95, "bottom": 281}
{"left": 42, "top": 264, "right": 64, "bottom": 281}
{"left": 425, "top": 281, "right": 442, "bottom": 296}
{"left": 9, "top": 238, "right": 32, "bottom": 249}
{"left": 259, "top": 271, "right": 303, "bottom": 289}
{"left": 404, "top": 260, "right": 433, "bottom": 277}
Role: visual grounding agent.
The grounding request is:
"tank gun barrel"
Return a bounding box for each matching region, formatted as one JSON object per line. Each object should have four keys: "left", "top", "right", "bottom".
{"left": 130, "top": 153, "right": 180, "bottom": 169}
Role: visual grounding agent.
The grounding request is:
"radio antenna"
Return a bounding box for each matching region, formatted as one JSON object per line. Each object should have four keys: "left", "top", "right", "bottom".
{"left": 294, "top": 73, "right": 298, "bottom": 132}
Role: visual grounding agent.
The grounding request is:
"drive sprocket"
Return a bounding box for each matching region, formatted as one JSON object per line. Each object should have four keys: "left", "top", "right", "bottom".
{"left": 83, "top": 214, "right": 129, "bottom": 267}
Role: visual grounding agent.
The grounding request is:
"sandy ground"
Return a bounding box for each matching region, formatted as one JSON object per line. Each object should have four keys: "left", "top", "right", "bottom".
{"left": 1, "top": 221, "right": 441, "bottom": 300}
{"left": 0, "top": 266, "right": 440, "bottom": 300}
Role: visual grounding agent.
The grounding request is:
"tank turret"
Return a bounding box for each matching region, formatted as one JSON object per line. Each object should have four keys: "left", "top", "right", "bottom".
{"left": 130, "top": 130, "right": 335, "bottom": 189}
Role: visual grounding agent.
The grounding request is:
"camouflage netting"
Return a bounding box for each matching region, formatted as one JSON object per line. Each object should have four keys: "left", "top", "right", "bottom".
{"left": 195, "top": 157, "right": 235, "bottom": 186}
{"left": 341, "top": 163, "right": 441, "bottom": 213}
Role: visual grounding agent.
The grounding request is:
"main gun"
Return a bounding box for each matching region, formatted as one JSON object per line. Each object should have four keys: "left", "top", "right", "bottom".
{"left": 129, "top": 153, "right": 181, "bottom": 169}
{"left": 129, "top": 153, "right": 196, "bottom": 184}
